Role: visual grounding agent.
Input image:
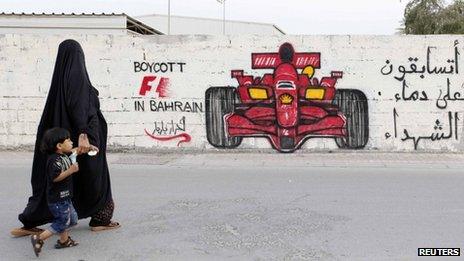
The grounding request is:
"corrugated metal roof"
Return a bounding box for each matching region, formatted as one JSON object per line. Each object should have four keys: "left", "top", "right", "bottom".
{"left": 0, "top": 12, "right": 125, "bottom": 16}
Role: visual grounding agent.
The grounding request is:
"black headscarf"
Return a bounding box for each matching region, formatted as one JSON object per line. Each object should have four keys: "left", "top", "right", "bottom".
{"left": 19, "top": 39, "right": 112, "bottom": 227}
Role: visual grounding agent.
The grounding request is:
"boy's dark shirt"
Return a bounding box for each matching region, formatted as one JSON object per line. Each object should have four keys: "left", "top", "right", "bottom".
{"left": 46, "top": 153, "right": 73, "bottom": 203}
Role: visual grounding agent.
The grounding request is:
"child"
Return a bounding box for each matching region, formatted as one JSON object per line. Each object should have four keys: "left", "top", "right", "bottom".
{"left": 30, "top": 127, "right": 80, "bottom": 257}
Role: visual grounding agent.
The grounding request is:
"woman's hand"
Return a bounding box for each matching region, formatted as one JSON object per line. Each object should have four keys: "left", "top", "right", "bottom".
{"left": 78, "top": 133, "right": 91, "bottom": 154}
{"left": 88, "top": 144, "right": 100, "bottom": 156}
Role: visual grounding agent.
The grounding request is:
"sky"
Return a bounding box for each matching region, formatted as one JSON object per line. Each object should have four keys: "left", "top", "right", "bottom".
{"left": 1, "top": 0, "right": 413, "bottom": 35}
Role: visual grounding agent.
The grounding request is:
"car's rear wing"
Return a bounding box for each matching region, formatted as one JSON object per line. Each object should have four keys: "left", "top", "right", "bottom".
{"left": 251, "top": 53, "right": 321, "bottom": 69}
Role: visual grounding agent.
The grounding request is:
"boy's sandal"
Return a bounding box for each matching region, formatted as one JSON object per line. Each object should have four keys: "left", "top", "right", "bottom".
{"left": 54, "top": 236, "right": 79, "bottom": 249}
{"left": 90, "top": 221, "right": 121, "bottom": 232}
{"left": 31, "top": 235, "right": 44, "bottom": 257}
{"left": 11, "top": 227, "right": 44, "bottom": 237}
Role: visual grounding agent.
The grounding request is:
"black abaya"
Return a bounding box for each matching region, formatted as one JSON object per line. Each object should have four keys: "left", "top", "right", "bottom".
{"left": 18, "top": 39, "right": 113, "bottom": 228}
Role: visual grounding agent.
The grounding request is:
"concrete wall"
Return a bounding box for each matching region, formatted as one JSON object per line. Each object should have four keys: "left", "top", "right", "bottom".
{"left": 1, "top": 34, "right": 464, "bottom": 152}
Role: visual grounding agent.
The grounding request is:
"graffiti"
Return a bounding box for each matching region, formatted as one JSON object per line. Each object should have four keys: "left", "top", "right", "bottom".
{"left": 135, "top": 60, "right": 186, "bottom": 98}
{"left": 436, "top": 79, "right": 464, "bottom": 109}
{"left": 381, "top": 42, "right": 461, "bottom": 107}
{"left": 153, "top": 116, "right": 186, "bottom": 135}
{"left": 381, "top": 41, "right": 460, "bottom": 81}
{"left": 381, "top": 42, "right": 461, "bottom": 105}
{"left": 139, "top": 75, "right": 170, "bottom": 97}
{"left": 130, "top": 57, "right": 199, "bottom": 147}
{"left": 145, "top": 131, "right": 191, "bottom": 146}
{"left": 144, "top": 116, "right": 191, "bottom": 146}
{"left": 381, "top": 41, "right": 461, "bottom": 107}
{"left": 205, "top": 42, "right": 369, "bottom": 152}
{"left": 132, "top": 58, "right": 203, "bottom": 112}
{"left": 381, "top": 40, "right": 464, "bottom": 150}
{"left": 251, "top": 51, "right": 320, "bottom": 69}
{"left": 134, "top": 100, "right": 203, "bottom": 113}
{"left": 134, "top": 61, "right": 186, "bottom": 73}
{"left": 386, "top": 78, "right": 464, "bottom": 109}
{"left": 393, "top": 80, "right": 429, "bottom": 102}
{"left": 386, "top": 109, "right": 459, "bottom": 150}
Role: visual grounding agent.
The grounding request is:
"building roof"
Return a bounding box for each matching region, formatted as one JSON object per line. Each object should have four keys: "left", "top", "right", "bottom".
{"left": 136, "top": 14, "right": 285, "bottom": 35}
{"left": 0, "top": 12, "right": 163, "bottom": 35}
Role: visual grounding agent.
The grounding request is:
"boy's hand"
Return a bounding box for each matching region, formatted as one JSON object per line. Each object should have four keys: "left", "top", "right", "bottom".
{"left": 71, "top": 148, "right": 80, "bottom": 155}
{"left": 69, "top": 163, "right": 79, "bottom": 174}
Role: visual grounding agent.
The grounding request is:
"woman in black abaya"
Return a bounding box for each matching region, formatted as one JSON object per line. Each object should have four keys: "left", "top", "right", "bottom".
{"left": 11, "top": 39, "right": 119, "bottom": 236}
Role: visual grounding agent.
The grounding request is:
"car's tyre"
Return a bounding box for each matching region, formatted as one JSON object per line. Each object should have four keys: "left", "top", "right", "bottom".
{"left": 333, "top": 89, "right": 369, "bottom": 149}
{"left": 205, "top": 87, "right": 243, "bottom": 148}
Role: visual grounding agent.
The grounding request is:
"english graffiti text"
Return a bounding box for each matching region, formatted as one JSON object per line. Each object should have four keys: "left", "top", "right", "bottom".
{"left": 134, "top": 61, "right": 186, "bottom": 73}
{"left": 134, "top": 99, "right": 203, "bottom": 113}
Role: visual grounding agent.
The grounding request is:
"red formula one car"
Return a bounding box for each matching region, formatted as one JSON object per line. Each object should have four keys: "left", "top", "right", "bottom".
{"left": 206, "top": 43, "right": 368, "bottom": 152}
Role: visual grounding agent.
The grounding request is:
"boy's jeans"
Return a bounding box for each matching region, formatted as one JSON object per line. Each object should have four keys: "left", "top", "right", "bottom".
{"left": 48, "top": 199, "right": 78, "bottom": 234}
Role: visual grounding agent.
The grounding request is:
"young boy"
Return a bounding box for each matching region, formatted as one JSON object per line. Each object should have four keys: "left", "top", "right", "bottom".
{"left": 31, "top": 127, "right": 80, "bottom": 257}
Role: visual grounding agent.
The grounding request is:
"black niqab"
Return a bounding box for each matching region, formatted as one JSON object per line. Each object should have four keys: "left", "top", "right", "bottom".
{"left": 19, "top": 39, "right": 112, "bottom": 227}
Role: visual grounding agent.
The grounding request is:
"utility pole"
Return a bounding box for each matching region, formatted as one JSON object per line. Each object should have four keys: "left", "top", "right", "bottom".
{"left": 222, "top": 0, "right": 225, "bottom": 35}
{"left": 217, "top": 0, "right": 226, "bottom": 35}
{"left": 168, "top": 0, "right": 171, "bottom": 35}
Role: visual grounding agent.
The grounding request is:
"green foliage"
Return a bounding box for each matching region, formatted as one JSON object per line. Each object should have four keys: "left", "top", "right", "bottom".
{"left": 439, "top": 0, "right": 464, "bottom": 33}
{"left": 402, "top": 0, "right": 464, "bottom": 34}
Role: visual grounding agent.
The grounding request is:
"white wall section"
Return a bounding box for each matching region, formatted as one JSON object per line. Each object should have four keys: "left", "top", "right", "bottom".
{"left": 1, "top": 34, "right": 463, "bottom": 152}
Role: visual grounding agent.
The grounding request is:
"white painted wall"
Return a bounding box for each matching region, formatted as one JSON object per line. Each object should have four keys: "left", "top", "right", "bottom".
{"left": 1, "top": 34, "right": 463, "bottom": 152}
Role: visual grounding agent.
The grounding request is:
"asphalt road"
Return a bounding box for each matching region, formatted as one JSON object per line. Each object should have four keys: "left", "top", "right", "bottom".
{"left": 1, "top": 151, "right": 463, "bottom": 260}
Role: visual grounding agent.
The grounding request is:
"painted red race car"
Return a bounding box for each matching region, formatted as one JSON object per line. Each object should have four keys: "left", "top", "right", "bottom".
{"left": 206, "top": 43, "right": 368, "bottom": 152}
